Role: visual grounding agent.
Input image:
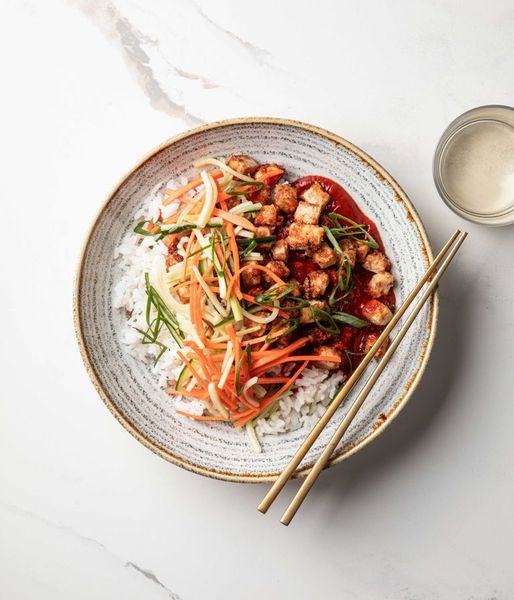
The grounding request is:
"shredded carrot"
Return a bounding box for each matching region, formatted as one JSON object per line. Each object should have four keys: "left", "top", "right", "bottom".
{"left": 234, "top": 361, "right": 308, "bottom": 427}
{"left": 212, "top": 208, "right": 256, "bottom": 231}
{"left": 176, "top": 351, "right": 208, "bottom": 390}
{"left": 168, "top": 388, "right": 209, "bottom": 401}
{"left": 217, "top": 191, "right": 233, "bottom": 204}
{"left": 251, "top": 337, "right": 309, "bottom": 365}
{"left": 163, "top": 170, "right": 223, "bottom": 205}
{"left": 250, "top": 354, "right": 340, "bottom": 378}
{"left": 162, "top": 234, "right": 176, "bottom": 248}
{"left": 254, "top": 166, "right": 285, "bottom": 183}
{"left": 176, "top": 410, "right": 230, "bottom": 421}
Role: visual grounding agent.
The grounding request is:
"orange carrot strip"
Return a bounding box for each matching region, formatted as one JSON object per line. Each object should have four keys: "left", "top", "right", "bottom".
{"left": 176, "top": 351, "right": 208, "bottom": 390}
{"left": 254, "top": 166, "right": 285, "bottom": 183}
{"left": 251, "top": 337, "right": 309, "bottom": 364}
{"left": 217, "top": 191, "right": 234, "bottom": 205}
{"left": 211, "top": 208, "right": 256, "bottom": 232}
{"left": 256, "top": 377, "right": 290, "bottom": 384}
{"left": 168, "top": 388, "right": 209, "bottom": 401}
{"left": 176, "top": 410, "right": 229, "bottom": 421}
{"left": 163, "top": 170, "right": 223, "bottom": 206}
{"left": 183, "top": 343, "right": 212, "bottom": 380}
{"left": 162, "top": 234, "right": 176, "bottom": 248}
{"left": 234, "top": 361, "right": 308, "bottom": 427}
{"left": 250, "top": 354, "right": 340, "bottom": 378}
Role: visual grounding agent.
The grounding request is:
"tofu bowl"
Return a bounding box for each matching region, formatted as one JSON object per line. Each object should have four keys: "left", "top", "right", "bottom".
{"left": 73, "top": 118, "right": 438, "bottom": 482}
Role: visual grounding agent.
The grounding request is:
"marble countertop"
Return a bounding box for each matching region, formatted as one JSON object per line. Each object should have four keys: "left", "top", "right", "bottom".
{"left": 2, "top": 1, "right": 514, "bottom": 598}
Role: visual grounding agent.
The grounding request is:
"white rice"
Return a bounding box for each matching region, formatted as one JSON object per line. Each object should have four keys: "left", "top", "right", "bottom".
{"left": 113, "top": 178, "right": 346, "bottom": 439}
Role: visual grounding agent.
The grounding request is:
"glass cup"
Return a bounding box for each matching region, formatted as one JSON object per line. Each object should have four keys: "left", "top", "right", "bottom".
{"left": 433, "top": 105, "right": 514, "bottom": 226}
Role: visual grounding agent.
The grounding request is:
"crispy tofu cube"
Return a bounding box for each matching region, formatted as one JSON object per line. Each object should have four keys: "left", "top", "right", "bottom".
{"left": 249, "top": 185, "right": 271, "bottom": 205}
{"left": 312, "top": 243, "right": 338, "bottom": 269}
{"left": 306, "top": 327, "right": 333, "bottom": 346}
{"left": 254, "top": 226, "right": 274, "bottom": 249}
{"left": 339, "top": 238, "right": 357, "bottom": 268}
{"left": 165, "top": 251, "right": 182, "bottom": 270}
{"left": 356, "top": 242, "right": 370, "bottom": 262}
{"left": 368, "top": 272, "right": 394, "bottom": 298}
{"left": 227, "top": 154, "right": 259, "bottom": 176}
{"left": 300, "top": 300, "right": 328, "bottom": 324}
{"left": 286, "top": 222, "right": 324, "bottom": 251}
{"left": 263, "top": 260, "right": 290, "bottom": 283}
{"left": 361, "top": 332, "right": 389, "bottom": 359}
{"left": 362, "top": 250, "right": 391, "bottom": 273}
{"left": 314, "top": 345, "right": 342, "bottom": 370}
{"left": 271, "top": 239, "right": 289, "bottom": 262}
{"left": 303, "top": 270, "right": 330, "bottom": 299}
{"left": 254, "top": 204, "right": 278, "bottom": 227}
{"left": 301, "top": 182, "right": 330, "bottom": 208}
{"left": 294, "top": 201, "right": 322, "bottom": 225}
{"left": 177, "top": 286, "right": 190, "bottom": 304}
{"left": 361, "top": 299, "right": 393, "bottom": 326}
{"left": 241, "top": 261, "right": 262, "bottom": 288}
{"left": 273, "top": 183, "right": 298, "bottom": 214}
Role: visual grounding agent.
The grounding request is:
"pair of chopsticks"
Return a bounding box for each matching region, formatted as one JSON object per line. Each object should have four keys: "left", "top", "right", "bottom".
{"left": 258, "top": 229, "right": 467, "bottom": 525}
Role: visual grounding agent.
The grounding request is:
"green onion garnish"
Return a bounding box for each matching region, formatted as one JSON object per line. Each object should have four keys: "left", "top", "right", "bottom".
{"left": 337, "top": 255, "right": 352, "bottom": 292}
{"left": 323, "top": 226, "right": 344, "bottom": 256}
{"left": 327, "top": 213, "right": 379, "bottom": 248}
{"left": 135, "top": 273, "right": 184, "bottom": 364}
{"left": 255, "top": 283, "right": 295, "bottom": 305}
{"left": 332, "top": 312, "right": 369, "bottom": 328}
{"left": 310, "top": 307, "right": 340, "bottom": 336}
{"left": 240, "top": 240, "right": 257, "bottom": 258}
{"left": 265, "top": 317, "right": 299, "bottom": 343}
{"left": 237, "top": 235, "right": 277, "bottom": 246}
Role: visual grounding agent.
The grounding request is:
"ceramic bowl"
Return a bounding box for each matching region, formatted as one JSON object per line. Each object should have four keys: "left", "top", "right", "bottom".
{"left": 74, "top": 117, "right": 438, "bottom": 482}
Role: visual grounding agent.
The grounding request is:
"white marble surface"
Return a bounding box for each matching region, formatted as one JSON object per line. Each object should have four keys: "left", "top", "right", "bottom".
{"left": 1, "top": 1, "right": 513, "bottom": 598}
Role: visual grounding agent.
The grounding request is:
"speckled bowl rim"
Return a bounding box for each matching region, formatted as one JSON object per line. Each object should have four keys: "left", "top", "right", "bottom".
{"left": 73, "top": 117, "right": 439, "bottom": 483}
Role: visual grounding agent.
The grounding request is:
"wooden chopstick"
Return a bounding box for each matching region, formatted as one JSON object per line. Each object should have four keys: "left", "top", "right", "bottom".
{"left": 280, "top": 230, "right": 467, "bottom": 524}
{"left": 258, "top": 229, "right": 466, "bottom": 517}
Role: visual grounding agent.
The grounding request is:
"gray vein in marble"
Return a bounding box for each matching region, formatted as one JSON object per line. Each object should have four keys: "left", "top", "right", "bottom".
{"left": 0, "top": 500, "right": 183, "bottom": 600}
{"left": 191, "top": 1, "right": 272, "bottom": 65}
{"left": 174, "top": 66, "right": 218, "bottom": 90}
{"left": 127, "top": 562, "right": 182, "bottom": 599}
{"left": 71, "top": 0, "right": 205, "bottom": 126}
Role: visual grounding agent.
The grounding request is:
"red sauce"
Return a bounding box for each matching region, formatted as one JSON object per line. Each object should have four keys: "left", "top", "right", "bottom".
{"left": 290, "top": 175, "right": 396, "bottom": 374}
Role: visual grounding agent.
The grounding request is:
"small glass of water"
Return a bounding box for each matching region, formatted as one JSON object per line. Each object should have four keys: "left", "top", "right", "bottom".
{"left": 433, "top": 105, "right": 514, "bottom": 226}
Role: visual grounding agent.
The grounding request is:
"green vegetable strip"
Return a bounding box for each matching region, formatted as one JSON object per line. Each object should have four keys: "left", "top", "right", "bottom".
{"left": 323, "top": 226, "right": 343, "bottom": 255}
{"left": 226, "top": 181, "right": 264, "bottom": 196}
{"left": 332, "top": 312, "right": 369, "bottom": 328}
{"left": 310, "top": 307, "right": 340, "bottom": 336}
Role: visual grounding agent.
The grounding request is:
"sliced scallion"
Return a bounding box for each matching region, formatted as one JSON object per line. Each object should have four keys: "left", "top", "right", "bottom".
{"left": 332, "top": 312, "right": 369, "bottom": 328}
